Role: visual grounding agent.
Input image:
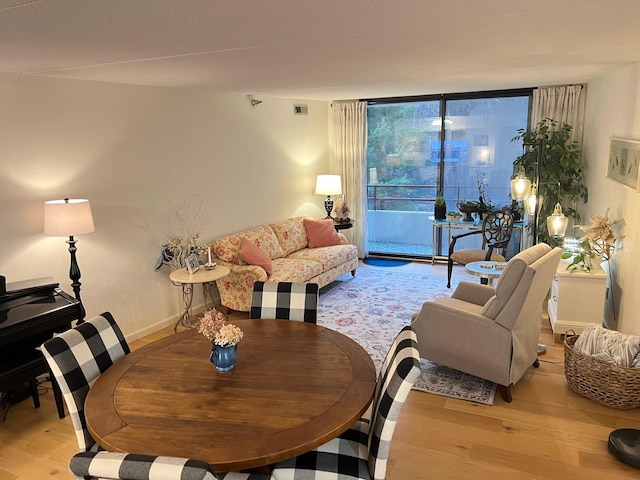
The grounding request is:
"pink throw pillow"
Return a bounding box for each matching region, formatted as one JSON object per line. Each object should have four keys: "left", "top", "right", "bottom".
{"left": 238, "top": 237, "right": 273, "bottom": 274}
{"left": 304, "top": 218, "right": 340, "bottom": 248}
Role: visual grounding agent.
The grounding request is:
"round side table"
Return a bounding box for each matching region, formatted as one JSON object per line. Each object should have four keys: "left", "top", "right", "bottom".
{"left": 464, "top": 260, "right": 506, "bottom": 286}
{"left": 169, "top": 265, "right": 230, "bottom": 332}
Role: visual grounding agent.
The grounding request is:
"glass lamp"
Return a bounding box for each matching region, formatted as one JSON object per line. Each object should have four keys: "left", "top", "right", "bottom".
{"left": 510, "top": 166, "right": 532, "bottom": 201}
{"left": 315, "top": 175, "right": 342, "bottom": 219}
{"left": 547, "top": 202, "right": 569, "bottom": 238}
{"left": 524, "top": 184, "right": 543, "bottom": 216}
{"left": 44, "top": 198, "right": 95, "bottom": 321}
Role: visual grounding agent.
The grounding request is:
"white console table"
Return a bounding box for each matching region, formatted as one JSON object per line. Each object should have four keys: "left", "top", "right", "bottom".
{"left": 548, "top": 259, "right": 607, "bottom": 343}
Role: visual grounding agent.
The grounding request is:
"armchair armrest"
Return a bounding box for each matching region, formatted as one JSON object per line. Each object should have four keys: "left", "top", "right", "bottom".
{"left": 448, "top": 230, "right": 482, "bottom": 256}
{"left": 451, "top": 281, "right": 496, "bottom": 306}
{"left": 214, "top": 260, "right": 268, "bottom": 312}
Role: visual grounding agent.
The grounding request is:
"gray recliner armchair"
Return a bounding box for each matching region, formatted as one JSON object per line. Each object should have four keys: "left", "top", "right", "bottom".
{"left": 411, "top": 243, "right": 562, "bottom": 402}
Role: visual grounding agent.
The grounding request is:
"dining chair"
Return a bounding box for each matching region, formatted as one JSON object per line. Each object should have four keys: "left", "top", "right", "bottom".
{"left": 250, "top": 281, "right": 319, "bottom": 323}
{"left": 447, "top": 209, "right": 514, "bottom": 288}
{"left": 43, "top": 313, "right": 270, "bottom": 480}
{"left": 270, "top": 325, "right": 421, "bottom": 480}
{"left": 69, "top": 451, "right": 270, "bottom": 479}
{"left": 41, "top": 311, "right": 130, "bottom": 452}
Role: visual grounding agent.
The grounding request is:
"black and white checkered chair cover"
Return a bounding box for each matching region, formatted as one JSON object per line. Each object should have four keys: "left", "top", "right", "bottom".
{"left": 41, "top": 312, "right": 130, "bottom": 452}
{"left": 250, "top": 281, "right": 319, "bottom": 323}
{"left": 270, "top": 326, "right": 420, "bottom": 480}
{"left": 69, "top": 451, "right": 270, "bottom": 480}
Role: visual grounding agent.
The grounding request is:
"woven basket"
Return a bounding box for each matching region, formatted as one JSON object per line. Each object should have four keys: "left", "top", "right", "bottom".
{"left": 564, "top": 334, "right": 640, "bottom": 410}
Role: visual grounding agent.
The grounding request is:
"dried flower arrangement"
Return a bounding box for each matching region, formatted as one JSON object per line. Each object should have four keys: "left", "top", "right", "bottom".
{"left": 562, "top": 208, "right": 625, "bottom": 272}
{"left": 577, "top": 207, "right": 626, "bottom": 261}
{"left": 197, "top": 308, "right": 243, "bottom": 347}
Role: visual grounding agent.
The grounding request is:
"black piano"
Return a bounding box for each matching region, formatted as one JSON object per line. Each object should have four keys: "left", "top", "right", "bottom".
{"left": 0, "top": 276, "right": 81, "bottom": 418}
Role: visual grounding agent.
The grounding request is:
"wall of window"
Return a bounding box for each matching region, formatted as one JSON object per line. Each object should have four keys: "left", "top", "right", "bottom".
{"left": 366, "top": 89, "right": 531, "bottom": 257}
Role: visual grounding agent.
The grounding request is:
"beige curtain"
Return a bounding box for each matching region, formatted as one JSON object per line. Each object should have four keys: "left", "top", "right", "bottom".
{"left": 531, "top": 84, "right": 585, "bottom": 141}
{"left": 330, "top": 101, "right": 368, "bottom": 257}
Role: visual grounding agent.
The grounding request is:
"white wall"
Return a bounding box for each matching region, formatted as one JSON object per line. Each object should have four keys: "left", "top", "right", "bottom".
{"left": 583, "top": 63, "right": 640, "bottom": 335}
{"left": 0, "top": 74, "right": 330, "bottom": 339}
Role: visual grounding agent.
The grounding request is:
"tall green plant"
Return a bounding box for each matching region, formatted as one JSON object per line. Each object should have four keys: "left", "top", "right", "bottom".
{"left": 512, "top": 119, "right": 588, "bottom": 246}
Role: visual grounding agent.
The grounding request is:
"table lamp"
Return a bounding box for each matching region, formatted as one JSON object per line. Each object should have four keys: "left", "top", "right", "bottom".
{"left": 44, "top": 198, "right": 95, "bottom": 322}
{"left": 315, "top": 175, "right": 342, "bottom": 219}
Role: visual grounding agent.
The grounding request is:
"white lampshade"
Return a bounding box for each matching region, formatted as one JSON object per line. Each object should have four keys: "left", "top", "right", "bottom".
{"left": 510, "top": 166, "right": 532, "bottom": 201}
{"left": 315, "top": 175, "right": 342, "bottom": 195}
{"left": 524, "top": 185, "right": 543, "bottom": 215}
{"left": 547, "top": 202, "right": 568, "bottom": 238}
{"left": 44, "top": 198, "right": 95, "bottom": 236}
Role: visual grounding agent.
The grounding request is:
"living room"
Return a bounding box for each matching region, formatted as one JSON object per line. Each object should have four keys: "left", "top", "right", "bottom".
{"left": 1, "top": 1, "right": 640, "bottom": 478}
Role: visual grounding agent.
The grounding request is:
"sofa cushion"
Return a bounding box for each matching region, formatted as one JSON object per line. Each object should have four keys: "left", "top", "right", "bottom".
{"left": 270, "top": 217, "right": 309, "bottom": 256}
{"left": 213, "top": 225, "right": 285, "bottom": 263}
{"left": 304, "top": 218, "right": 341, "bottom": 248}
{"left": 238, "top": 237, "right": 273, "bottom": 274}
{"left": 269, "top": 258, "right": 324, "bottom": 282}
{"left": 287, "top": 244, "right": 358, "bottom": 272}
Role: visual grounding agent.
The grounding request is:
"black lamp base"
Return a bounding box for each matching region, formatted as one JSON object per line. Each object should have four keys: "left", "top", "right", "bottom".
{"left": 324, "top": 196, "right": 334, "bottom": 219}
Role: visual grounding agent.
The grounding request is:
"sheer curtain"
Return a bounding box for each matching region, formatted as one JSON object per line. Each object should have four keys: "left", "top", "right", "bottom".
{"left": 330, "top": 101, "right": 368, "bottom": 257}
{"left": 531, "top": 84, "right": 585, "bottom": 141}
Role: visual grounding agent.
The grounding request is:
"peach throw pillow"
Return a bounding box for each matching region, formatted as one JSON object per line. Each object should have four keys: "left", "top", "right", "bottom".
{"left": 238, "top": 237, "right": 273, "bottom": 274}
{"left": 304, "top": 218, "right": 340, "bottom": 248}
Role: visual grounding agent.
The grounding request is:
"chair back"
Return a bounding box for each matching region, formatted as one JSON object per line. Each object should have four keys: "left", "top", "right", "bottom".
{"left": 367, "top": 326, "right": 420, "bottom": 480}
{"left": 250, "top": 281, "right": 319, "bottom": 323}
{"left": 480, "top": 243, "right": 562, "bottom": 383}
{"left": 70, "top": 451, "right": 218, "bottom": 480}
{"left": 480, "top": 209, "right": 514, "bottom": 254}
{"left": 41, "top": 312, "right": 130, "bottom": 452}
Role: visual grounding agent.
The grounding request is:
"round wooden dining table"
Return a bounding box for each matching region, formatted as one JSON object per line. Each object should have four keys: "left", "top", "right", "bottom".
{"left": 85, "top": 319, "right": 377, "bottom": 472}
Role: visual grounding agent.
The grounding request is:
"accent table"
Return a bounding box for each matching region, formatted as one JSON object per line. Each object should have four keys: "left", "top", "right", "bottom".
{"left": 169, "top": 265, "right": 230, "bottom": 332}
{"left": 464, "top": 260, "right": 506, "bottom": 286}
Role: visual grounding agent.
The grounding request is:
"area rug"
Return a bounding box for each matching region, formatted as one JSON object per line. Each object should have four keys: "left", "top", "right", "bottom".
{"left": 317, "top": 268, "right": 496, "bottom": 405}
{"left": 412, "top": 359, "right": 497, "bottom": 405}
{"left": 318, "top": 268, "right": 458, "bottom": 371}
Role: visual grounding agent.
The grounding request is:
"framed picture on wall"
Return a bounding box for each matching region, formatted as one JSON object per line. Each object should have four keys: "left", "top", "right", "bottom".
{"left": 185, "top": 253, "right": 200, "bottom": 275}
{"left": 607, "top": 137, "right": 640, "bottom": 190}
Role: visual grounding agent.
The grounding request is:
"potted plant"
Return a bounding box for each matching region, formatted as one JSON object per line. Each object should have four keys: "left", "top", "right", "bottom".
{"left": 434, "top": 196, "right": 447, "bottom": 220}
{"left": 512, "top": 118, "right": 588, "bottom": 246}
{"left": 446, "top": 211, "right": 462, "bottom": 222}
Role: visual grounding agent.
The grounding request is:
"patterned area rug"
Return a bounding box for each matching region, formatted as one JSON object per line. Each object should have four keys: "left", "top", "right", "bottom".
{"left": 318, "top": 268, "right": 497, "bottom": 405}
{"left": 412, "top": 359, "right": 497, "bottom": 405}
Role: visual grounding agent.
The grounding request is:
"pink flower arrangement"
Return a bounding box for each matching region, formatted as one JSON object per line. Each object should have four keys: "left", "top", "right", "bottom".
{"left": 197, "top": 308, "right": 243, "bottom": 347}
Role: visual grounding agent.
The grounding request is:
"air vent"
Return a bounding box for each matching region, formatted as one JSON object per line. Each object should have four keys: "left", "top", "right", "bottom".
{"left": 294, "top": 104, "right": 308, "bottom": 115}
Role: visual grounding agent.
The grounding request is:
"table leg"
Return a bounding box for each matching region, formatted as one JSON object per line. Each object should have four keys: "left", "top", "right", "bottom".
{"left": 202, "top": 281, "right": 227, "bottom": 320}
{"left": 174, "top": 284, "right": 194, "bottom": 332}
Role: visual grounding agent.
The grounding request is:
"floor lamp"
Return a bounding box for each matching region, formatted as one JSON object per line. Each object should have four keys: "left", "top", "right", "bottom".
{"left": 44, "top": 198, "right": 95, "bottom": 322}
{"left": 516, "top": 138, "right": 568, "bottom": 355}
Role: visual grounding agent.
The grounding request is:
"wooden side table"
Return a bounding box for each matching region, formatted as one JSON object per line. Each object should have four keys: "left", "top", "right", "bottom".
{"left": 169, "top": 265, "right": 230, "bottom": 332}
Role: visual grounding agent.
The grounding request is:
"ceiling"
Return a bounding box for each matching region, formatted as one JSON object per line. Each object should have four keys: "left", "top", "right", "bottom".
{"left": 2, "top": 0, "right": 640, "bottom": 101}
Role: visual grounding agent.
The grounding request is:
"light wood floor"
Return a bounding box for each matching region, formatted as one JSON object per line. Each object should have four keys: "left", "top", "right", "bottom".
{"left": 1, "top": 261, "right": 639, "bottom": 479}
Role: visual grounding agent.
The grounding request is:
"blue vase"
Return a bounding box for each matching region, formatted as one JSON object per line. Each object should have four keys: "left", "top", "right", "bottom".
{"left": 210, "top": 344, "right": 237, "bottom": 372}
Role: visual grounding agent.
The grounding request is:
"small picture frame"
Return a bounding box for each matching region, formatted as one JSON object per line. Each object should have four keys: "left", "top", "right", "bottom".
{"left": 185, "top": 254, "right": 200, "bottom": 275}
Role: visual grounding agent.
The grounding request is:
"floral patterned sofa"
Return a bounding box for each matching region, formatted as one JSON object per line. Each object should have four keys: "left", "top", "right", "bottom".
{"left": 212, "top": 216, "right": 358, "bottom": 312}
